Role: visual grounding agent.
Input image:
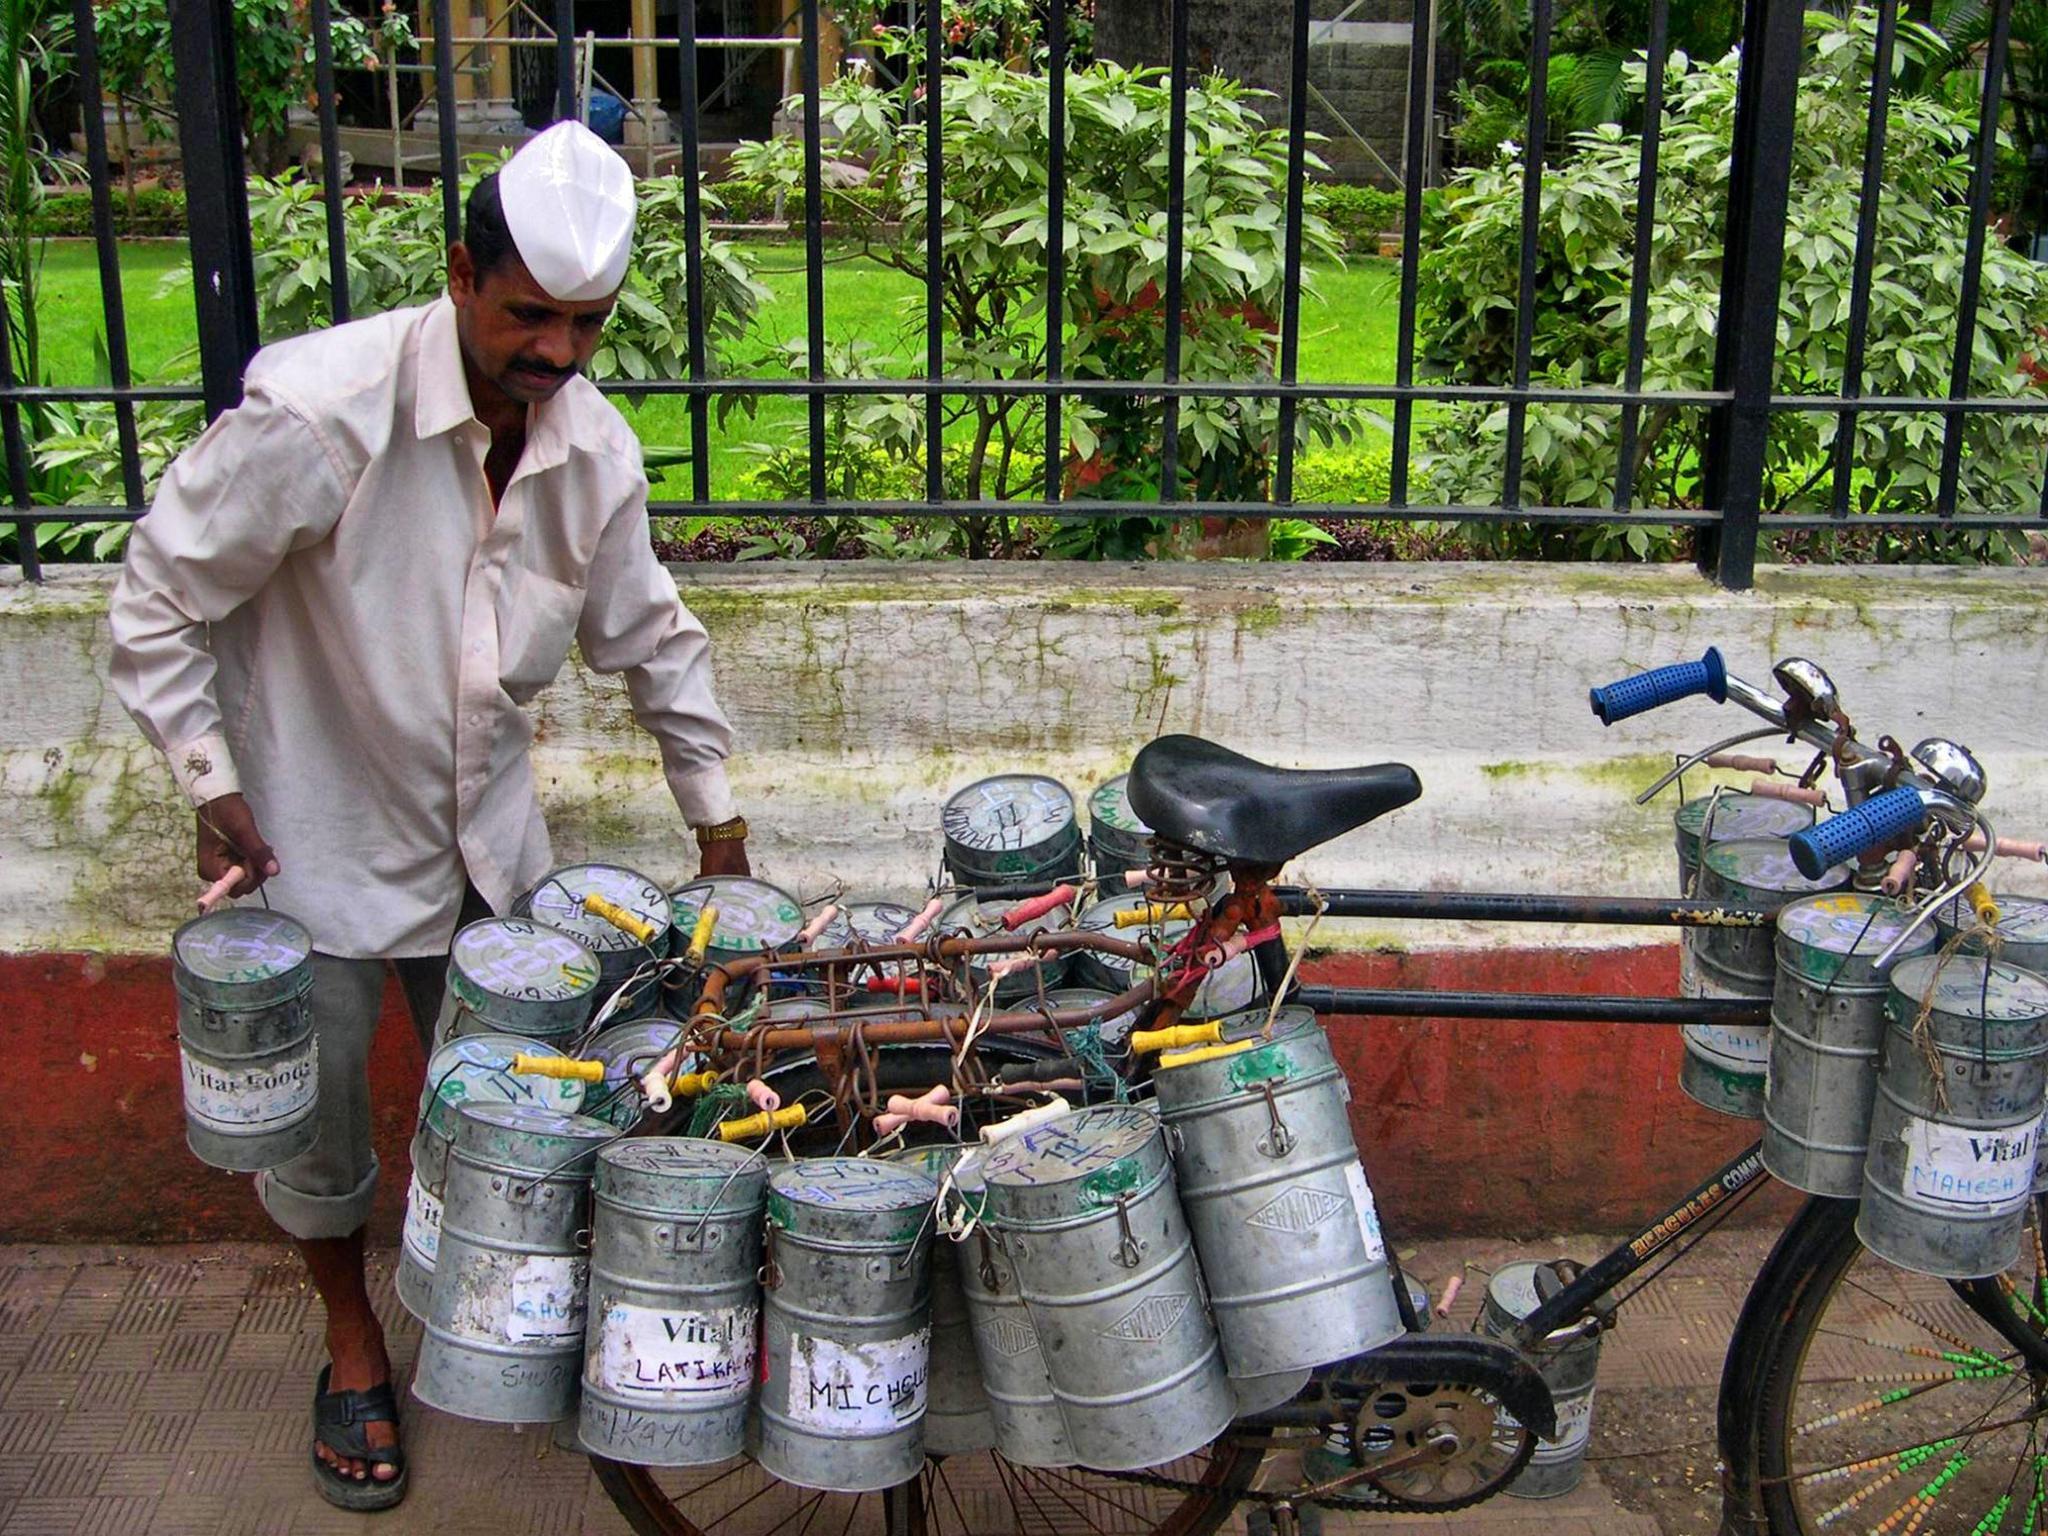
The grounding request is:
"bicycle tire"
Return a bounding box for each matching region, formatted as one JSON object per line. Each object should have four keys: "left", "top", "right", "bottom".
{"left": 1724, "top": 1192, "right": 2048, "bottom": 1536}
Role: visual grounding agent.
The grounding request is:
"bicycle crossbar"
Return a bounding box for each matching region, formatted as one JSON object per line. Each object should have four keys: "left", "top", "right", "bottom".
{"left": 1276, "top": 888, "right": 1774, "bottom": 927}
{"left": 1296, "top": 986, "right": 1770, "bottom": 1027}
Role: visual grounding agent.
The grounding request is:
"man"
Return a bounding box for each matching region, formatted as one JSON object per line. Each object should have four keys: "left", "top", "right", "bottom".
{"left": 109, "top": 122, "right": 747, "bottom": 1511}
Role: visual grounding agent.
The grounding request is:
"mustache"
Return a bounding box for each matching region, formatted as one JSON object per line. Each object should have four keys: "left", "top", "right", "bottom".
{"left": 510, "top": 357, "right": 576, "bottom": 380}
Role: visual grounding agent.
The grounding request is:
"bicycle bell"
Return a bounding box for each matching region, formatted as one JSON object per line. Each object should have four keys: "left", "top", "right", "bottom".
{"left": 1771, "top": 658, "right": 1840, "bottom": 725}
{"left": 1909, "top": 737, "right": 1986, "bottom": 805}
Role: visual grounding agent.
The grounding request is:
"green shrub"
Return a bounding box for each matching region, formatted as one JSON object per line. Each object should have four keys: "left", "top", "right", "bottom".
{"left": 1310, "top": 184, "right": 1404, "bottom": 253}
{"left": 1417, "top": 11, "right": 2048, "bottom": 560}
{"left": 707, "top": 176, "right": 904, "bottom": 230}
{"left": 32, "top": 187, "right": 187, "bottom": 237}
{"left": 1289, "top": 442, "right": 1393, "bottom": 504}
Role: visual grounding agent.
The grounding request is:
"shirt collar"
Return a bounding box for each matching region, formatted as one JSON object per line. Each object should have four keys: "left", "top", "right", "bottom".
{"left": 412, "top": 295, "right": 577, "bottom": 481}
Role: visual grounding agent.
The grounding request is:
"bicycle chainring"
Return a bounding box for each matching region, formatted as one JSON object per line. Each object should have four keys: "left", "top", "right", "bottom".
{"left": 1334, "top": 1378, "right": 1535, "bottom": 1510}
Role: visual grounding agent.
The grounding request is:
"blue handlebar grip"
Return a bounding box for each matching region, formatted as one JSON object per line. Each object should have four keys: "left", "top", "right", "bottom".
{"left": 1787, "top": 788, "right": 1929, "bottom": 880}
{"left": 1588, "top": 648, "right": 1729, "bottom": 726}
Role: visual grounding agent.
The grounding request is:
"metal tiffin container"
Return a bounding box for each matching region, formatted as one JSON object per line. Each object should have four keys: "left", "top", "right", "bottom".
{"left": 580, "top": 1018, "right": 693, "bottom": 1129}
{"left": 947, "top": 1153, "right": 1077, "bottom": 1467}
{"left": 749, "top": 1158, "right": 940, "bottom": 1493}
{"left": 578, "top": 1138, "right": 769, "bottom": 1465}
{"left": 1151, "top": 1006, "right": 1404, "bottom": 1378}
{"left": 1673, "top": 790, "right": 1816, "bottom": 897}
{"left": 1858, "top": 955, "right": 2048, "bottom": 1279}
{"left": 1069, "top": 890, "right": 1263, "bottom": 1022}
{"left": 1473, "top": 1261, "right": 1602, "bottom": 1499}
{"left": 941, "top": 773, "right": 1085, "bottom": 891}
{"left": 1935, "top": 893, "right": 2048, "bottom": 1192}
{"left": 937, "top": 890, "right": 1076, "bottom": 1002}
{"left": 982, "top": 1104, "right": 1236, "bottom": 1471}
{"left": 413, "top": 1102, "right": 613, "bottom": 1424}
{"left": 172, "top": 908, "right": 318, "bottom": 1172}
{"left": 1683, "top": 837, "right": 1851, "bottom": 1118}
{"left": 1086, "top": 773, "right": 1154, "bottom": 881}
{"left": 515, "top": 863, "right": 673, "bottom": 1024}
{"left": 1762, "top": 894, "right": 1937, "bottom": 1196}
{"left": 399, "top": 1032, "right": 589, "bottom": 1321}
{"left": 885, "top": 1144, "right": 997, "bottom": 1456}
{"left": 435, "top": 916, "right": 601, "bottom": 1049}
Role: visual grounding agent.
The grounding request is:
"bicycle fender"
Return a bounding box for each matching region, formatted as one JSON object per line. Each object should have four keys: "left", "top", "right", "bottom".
{"left": 1334, "top": 1334, "right": 1559, "bottom": 1440}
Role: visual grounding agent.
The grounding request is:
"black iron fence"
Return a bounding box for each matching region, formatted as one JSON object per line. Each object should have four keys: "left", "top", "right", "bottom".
{"left": 15, "top": 0, "right": 2048, "bottom": 586}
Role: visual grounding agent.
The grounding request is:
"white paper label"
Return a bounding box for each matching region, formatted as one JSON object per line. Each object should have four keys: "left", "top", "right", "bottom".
{"left": 1344, "top": 1161, "right": 1386, "bottom": 1265}
{"left": 180, "top": 1035, "right": 318, "bottom": 1133}
{"left": 787, "top": 1329, "right": 931, "bottom": 1431}
{"left": 506, "top": 1255, "right": 588, "bottom": 1342}
{"left": 1902, "top": 1116, "right": 2038, "bottom": 1213}
{"left": 595, "top": 1302, "right": 757, "bottom": 1402}
{"left": 401, "top": 1174, "right": 443, "bottom": 1269}
{"left": 1534, "top": 1388, "right": 1596, "bottom": 1462}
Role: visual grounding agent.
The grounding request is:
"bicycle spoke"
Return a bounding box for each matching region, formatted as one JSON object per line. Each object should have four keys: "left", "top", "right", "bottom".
{"left": 1016, "top": 1464, "right": 1121, "bottom": 1535}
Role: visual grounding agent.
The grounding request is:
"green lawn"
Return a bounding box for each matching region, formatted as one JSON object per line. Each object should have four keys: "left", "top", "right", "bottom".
{"left": 37, "top": 238, "right": 1402, "bottom": 498}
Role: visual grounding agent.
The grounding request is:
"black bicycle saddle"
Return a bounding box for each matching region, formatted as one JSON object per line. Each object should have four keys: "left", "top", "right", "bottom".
{"left": 1126, "top": 735, "right": 1423, "bottom": 866}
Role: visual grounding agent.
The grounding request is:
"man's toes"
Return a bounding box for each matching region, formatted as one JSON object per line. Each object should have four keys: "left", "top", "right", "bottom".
{"left": 372, "top": 1462, "right": 398, "bottom": 1481}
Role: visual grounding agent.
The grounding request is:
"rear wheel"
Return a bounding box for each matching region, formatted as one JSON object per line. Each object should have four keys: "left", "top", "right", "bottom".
{"left": 1729, "top": 1194, "right": 2048, "bottom": 1535}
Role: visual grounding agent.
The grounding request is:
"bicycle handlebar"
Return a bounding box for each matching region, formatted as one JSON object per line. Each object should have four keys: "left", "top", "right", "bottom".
{"left": 1787, "top": 786, "right": 1930, "bottom": 879}
{"left": 1588, "top": 648, "right": 1727, "bottom": 726}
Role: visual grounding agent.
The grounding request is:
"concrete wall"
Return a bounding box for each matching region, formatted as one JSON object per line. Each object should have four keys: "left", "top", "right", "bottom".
{"left": 7, "top": 560, "right": 2047, "bottom": 1242}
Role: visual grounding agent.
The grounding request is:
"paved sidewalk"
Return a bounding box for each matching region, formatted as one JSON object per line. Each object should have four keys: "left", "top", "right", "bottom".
{"left": 0, "top": 1232, "right": 1763, "bottom": 1535}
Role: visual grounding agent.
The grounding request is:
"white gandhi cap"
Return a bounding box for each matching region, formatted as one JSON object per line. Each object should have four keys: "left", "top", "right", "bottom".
{"left": 497, "top": 120, "right": 637, "bottom": 302}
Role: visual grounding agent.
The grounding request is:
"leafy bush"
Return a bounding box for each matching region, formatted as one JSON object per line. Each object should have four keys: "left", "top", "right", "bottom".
{"left": 1312, "top": 184, "right": 1406, "bottom": 252}
{"left": 727, "top": 58, "right": 1367, "bottom": 558}
{"left": 31, "top": 187, "right": 187, "bottom": 237}
{"left": 1417, "top": 11, "right": 2048, "bottom": 559}
{"left": 706, "top": 177, "right": 905, "bottom": 230}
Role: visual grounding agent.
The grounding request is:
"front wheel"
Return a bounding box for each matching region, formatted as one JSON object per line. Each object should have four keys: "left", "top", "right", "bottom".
{"left": 1726, "top": 1194, "right": 2048, "bottom": 1535}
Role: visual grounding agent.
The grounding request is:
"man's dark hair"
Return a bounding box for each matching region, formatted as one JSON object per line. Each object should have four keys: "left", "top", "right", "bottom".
{"left": 463, "top": 172, "right": 520, "bottom": 280}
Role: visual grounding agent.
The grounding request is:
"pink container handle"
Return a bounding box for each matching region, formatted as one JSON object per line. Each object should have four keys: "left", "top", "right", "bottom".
{"left": 865, "top": 975, "right": 925, "bottom": 995}
{"left": 745, "top": 1078, "right": 781, "bottom": 1113}
{"left": 881, "top": 1086, "right": 957, "bottom": 1131}
{"left": 1749, "top": 777, "right": 1827, "bottom": 806}
{"left": 1706, "top": 753, "right": 1781, "bottom": 774}
{"left": 1881, "top": 848, "right": 1918, "bottom": 898}
{"left": 1964, "top": 832, "right": 2048, "bottom": 860}
{"left": 798, "top": 904, "right": 841, "bottom": 946}
{"left": 895, "top": 897, "right": 946, "bottom": 943}
{"left": 197, "top": 865, "right": 246, "bottom": 914}
{"left": 1122, "top": 869, "right": 1151, "bottom": 889}
{"left": 1435, "top": 1274, "right": 1464, "bottom": 1317}
{"left": 1003, "top": 885, "right": 1078, "bottom": 929}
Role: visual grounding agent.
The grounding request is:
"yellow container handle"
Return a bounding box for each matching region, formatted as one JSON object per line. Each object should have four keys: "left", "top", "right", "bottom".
{"left": 1158, "top": 1039, "right": 1258, "bottom": 1069}
{"left": 1130, "top": 1021, "right": 1223, "bottom": 1056}
{"left": 717, "top": 1103, "right": 809, "bottom": 1142}
{"left": 583, "top": 893, "right": 658, "bottom": 945}
{"left": 509, "top": 1052, "right": 605, "bottom": 1083}
{"left": 671, "top": 1070, "right": 721, "bottom": 1099}
{"left": 1114, "top": 903, "right": 1196, "bottom": 929}
{"left": 687, "top": 904, "right": 720, "bottom": 964}
{"left": 1968, "top": 882, "right": 2002, "bottom": 930}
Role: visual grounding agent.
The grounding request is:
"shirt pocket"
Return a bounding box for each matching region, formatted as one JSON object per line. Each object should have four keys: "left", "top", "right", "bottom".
{"left": 496, "top": 565, "right": 586, "bottom": 705}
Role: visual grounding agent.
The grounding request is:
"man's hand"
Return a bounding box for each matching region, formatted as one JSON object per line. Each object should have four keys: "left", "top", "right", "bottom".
{"left": 197, "top": 792, "right": 281, "bottom": 898}
{"left": 697, "top": 838, "right": 750, "bottom": 878}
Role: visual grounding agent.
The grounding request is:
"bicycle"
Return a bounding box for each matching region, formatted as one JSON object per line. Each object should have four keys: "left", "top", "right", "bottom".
{"left": 558, "top": 647, "right": 2048, "bottom": 1536}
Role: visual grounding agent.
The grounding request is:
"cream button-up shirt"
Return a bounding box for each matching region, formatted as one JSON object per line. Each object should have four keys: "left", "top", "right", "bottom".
{"left": 109, "top": 296, "right": 735, "bottom": 959}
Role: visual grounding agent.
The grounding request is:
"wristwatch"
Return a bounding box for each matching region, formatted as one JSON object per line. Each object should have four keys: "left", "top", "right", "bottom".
{"left": 695, "top": 814, "right": 749, "bottom": 846}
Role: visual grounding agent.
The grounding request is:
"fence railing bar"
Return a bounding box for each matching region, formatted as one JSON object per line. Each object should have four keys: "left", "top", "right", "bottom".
{"left": 1830, "top": 0, "right": 1899, "bottom": 521}
{"left": 585, "top": 377, "right": 1734, "bottom": 405}
{"left": 1389, "top": 0, "right": 1433, "bottom": 507}
{"left": 432, "top": 0, "right": 462, "bottom": 244}
{"left": 169, "top": 0, "right": 261, "bottom": 416}
{"left": 554, "top": 0, "right": 576, "bottom": 120}
{"left": 1612, "top": 0, "right": 1671, "bottom": 515}
{"left": 643, "top": 498, "right": 1733, "bottom": 526}
{"left": 0, "top": 332, "right": 33, "bottom": 581}
{"left": 799, "top": 0, "right": 828, "bottom": 504}
{"left": 677, "top": 0, "right": 712, "bottom": 504}
{"left": 1273, "top": 0, "right": 1313, "bottom": 506}
{"left": 1157, "top": 0, "right": 1191, "bottom": 505}
{"left": 1936, "top": 0, "right": 2014, "bottom": 517}
{"left": 3, "top": 387, "right": 208, "bottom": 404}
{"left": 1697, "top": 0, "right": 1803, "bottom": 589}
{"left": 1500, "top": 0, "right": 1555, "bottom": 512}
{"left": 69, "top": 0, "right": 146, "bottom": 510}
{"left": 308, "top": 0, "right": 351, "bottom": 325}
{"left": 923, "top": 0, "right": 944, "bottom": 505}
{"left": 1043, "top": 0, "right": 1067, "bottom": 505}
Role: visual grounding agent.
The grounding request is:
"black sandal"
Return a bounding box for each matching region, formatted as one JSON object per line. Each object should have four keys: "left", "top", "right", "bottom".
{"left": 310, "top": 1362, "right": 409, "bottom": 1511}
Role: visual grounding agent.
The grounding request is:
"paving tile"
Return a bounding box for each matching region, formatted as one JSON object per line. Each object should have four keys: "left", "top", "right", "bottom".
{"left": 0, "top": 1409, "right": 61, "bottom": 1458}
{"left": 25, "top": 1451, "right": 106, "bottom": 1498}
{"left": 93, "top": 1454, "right": 176, "bottom": 1499}
{"left": 0, "top": 1496, "right": 91, "bottom": 1535}
{"left": 133, "top": 1372, "right": 213, "bottom": 1412}
{"left": 76, "top": 1496, "right": 168, "bottom": 1536}
{"left": 24, "top": 1331, "right": 102, "bottom": 1374}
